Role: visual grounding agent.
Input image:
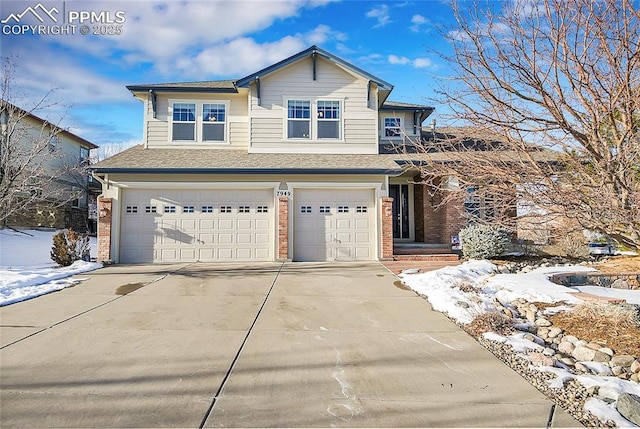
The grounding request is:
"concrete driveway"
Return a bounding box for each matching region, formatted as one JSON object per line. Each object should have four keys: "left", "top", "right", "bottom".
{"left": 0, "top": 262, "right": 580, "bottom": 427}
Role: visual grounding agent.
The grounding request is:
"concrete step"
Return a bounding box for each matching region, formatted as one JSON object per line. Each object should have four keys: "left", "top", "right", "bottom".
{"left": 393, "top": 254, "right": 460, "bottom": 262}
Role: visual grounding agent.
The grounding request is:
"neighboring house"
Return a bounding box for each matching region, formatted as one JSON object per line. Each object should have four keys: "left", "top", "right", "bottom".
{"left": 1, "top": 101, "right": 98, "bottom": 232}
{"left": 91, "top": 46, "right": 466, "bottom": 263}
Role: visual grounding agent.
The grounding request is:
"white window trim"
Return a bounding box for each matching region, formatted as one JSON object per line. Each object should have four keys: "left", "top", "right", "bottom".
{"left": 283, "top": 98, "right": 344, "bottom": 142}
{"left": 383, "top": 116, "right": 403, "bottom": 139}
{"left": 168, "top": 99, "right": 230, "bottom": 144}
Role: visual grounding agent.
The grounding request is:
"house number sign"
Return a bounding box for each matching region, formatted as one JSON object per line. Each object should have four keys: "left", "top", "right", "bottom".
{"left": 276, "top": 190, "right": 292, "bottom": 197}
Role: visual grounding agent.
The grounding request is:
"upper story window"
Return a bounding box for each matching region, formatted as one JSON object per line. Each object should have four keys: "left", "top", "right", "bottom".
{"left": 172, "top": 103, "right": 196, "bottom": 141}
{"left": 287, "top": 100, "right": 311, "bottom": 139}
{"left": 169, "top": 101, "right": 229, "bottom": 143}
{"left": 384, "top": 117, "right": 402, "bottom": 137}
{"left": 203, "top": 103, "right": 225, "bottom": 142}
{"left": 317, "top": 100, "right": 340, "bottom": 139}
{"left": 49, "top": 135, "right": 59, "bottom": 152}
{"left": 79, "top": 147, "right": 90, "bottom": 167}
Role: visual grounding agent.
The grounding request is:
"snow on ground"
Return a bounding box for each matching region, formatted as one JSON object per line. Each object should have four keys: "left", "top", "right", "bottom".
{"left": 0, "top": 229, "right": 101, "bottom": 306}
{"left": 400, "top": 260, "right": 640, "bottom": 427}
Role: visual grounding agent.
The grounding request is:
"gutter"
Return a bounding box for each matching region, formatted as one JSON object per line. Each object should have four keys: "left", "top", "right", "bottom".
{"left": 90, "top": 167, "right": 404, "bottom": 176}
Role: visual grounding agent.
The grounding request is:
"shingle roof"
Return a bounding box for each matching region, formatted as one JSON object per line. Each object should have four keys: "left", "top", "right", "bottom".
{"left": 126, "top": 80, "right": 237, "bottom": 93}
{"left": 91, "top": 145, "right": 405, "bottom": 174}
{"left": 381, "top": 101, "right": 434, "bottom": 111}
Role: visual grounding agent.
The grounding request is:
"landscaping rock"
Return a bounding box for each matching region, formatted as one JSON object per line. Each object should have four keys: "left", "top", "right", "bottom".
{"left": 572, "top": 345, "right": 597, "bottom": 362}
{"left": 530, "top": 352, "right": 555, "bottom": 367}
{"left": 617, "top": 393, "right": 640, "bottom": 426}
{"left": 611, "top": 355, "right": 636, "bottom": 368}
{"left": 611, "top": 279, "right": 630, "bottom": 289}
{"left": 548, "top": 327, "right": 563, "bottom": 338}
{"left": 535, "top": 317, "right": 552, "bottom": 327}
{"left": 558, "top": 341, "right": 575, "bottom": 355}
{"left": 598, "top": 347, "right": 614, "bottom": 357}
{"left": 631, "top": 360, "right": 640, "bottom": 374}
{"left": 592, "top": 351, "right": 611, "bottom": 363}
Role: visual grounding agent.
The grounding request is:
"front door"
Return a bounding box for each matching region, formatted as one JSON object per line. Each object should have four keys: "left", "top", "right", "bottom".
{"left": 389, "top": 184, "right": 410, "bottom": 239}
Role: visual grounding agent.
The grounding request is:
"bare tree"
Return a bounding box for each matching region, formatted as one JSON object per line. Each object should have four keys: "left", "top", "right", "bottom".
{"left": 0, "top": 58, "right": 89, "bottom": 226}
{"left": 416, "top": 0, "right": 640, "bottom": 249}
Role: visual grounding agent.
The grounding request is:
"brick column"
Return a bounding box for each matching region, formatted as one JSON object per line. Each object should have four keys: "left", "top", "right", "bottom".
{"left": 277, "top": 197, "right": 289, "bottom": 260}
{"left": 381, "top": 197, "right": 394, "bottom": 260}
{"left": 97, "top": 197, "right": 112, "bottom": 262}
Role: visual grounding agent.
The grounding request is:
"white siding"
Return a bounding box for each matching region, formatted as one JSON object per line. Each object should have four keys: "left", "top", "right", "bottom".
{"left": 145, "top": 92, "right": 249, "bottom": 149}
{"left": 248, "top": 57, "right": 378, "bottom": 154}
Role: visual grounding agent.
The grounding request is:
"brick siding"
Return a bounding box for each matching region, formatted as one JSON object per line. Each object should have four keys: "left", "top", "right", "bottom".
{"left": 381, "top": 197, "right": 394, "bottom": 259}
{"left": 277, "top": 197, "right": 289, "bottom": 260}
{"left": 97, "top": 197, "right": 112, "bottom": 262}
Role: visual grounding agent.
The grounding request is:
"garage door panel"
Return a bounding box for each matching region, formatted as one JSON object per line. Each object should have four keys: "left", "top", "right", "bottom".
{"left": 294, "top": 188, "right": 375, "bottom": 262}
{"left": 120, "top": 189, "right": 274, "bottom": 263}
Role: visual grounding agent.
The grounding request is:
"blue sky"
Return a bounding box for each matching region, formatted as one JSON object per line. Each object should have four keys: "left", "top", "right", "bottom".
{"left": 1, "top": 0, "right": 460, "bottom": 150}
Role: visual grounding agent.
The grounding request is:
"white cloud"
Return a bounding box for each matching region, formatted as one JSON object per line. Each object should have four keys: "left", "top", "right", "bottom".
{"left": 413, "top": 57, "right": 433, "bottom": 68}
{"left": 410, "top": 13, "right": 430, "bottom": 32}
{"left": 388, "top": 54, "right": 410, "bottom": 65}
{"left": 191, "top": 36, "right": 307, "bottom": 77}
{"left": 366, "top": 4, "right": 391, "bottom": 27}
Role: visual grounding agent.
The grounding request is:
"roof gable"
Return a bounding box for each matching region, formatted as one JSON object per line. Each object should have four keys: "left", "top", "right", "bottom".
{"left": 235, "top": 45, "right": 393, "bottom": 91}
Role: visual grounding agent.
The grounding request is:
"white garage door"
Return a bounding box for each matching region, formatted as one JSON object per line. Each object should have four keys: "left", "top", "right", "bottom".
{"left": 293, "top": 188, "right": 375, "bottom": 261}
{"left": 120, "top": 188, "right": 274, "bottom": 263}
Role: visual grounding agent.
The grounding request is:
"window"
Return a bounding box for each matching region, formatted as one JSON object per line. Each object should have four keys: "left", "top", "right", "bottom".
{"left": 79, "top": 147, "right": 90, "bottom": 166}
{"left": 183, "top": 206, "right": 195, "bottom": 213}
{"left": 202, "top": 205, "right": 214, "bottom": 213}
{"left": 300, "top": 206, "right": 312, "bottom": 213}
{"left": 126, "top": 205, "right": 138, "bottom": 214}
{"left": 238, "top": 206, "right": 250, "bottom": 213}
{"left": 164, "top": 205, "right": 176, "bottom": 213}
{"left": 319, "top": 206, "right": 330, "bottom": 213}
{"left": 338, "top": 206, "right": 349, "bottom": 213}
{"left": 257, "top": 206, "right": 268, "bottom": 213}
{"left": 220, "top": 206, "right": 232, "bottom": 213}
{"left": 202, "top": 103, "right": 225, "bottom": 141}
{"left": 317, "top": 100, "right": 340, "bottom": 139}
{"left": 49, "top": 135, "right": 59, "bottom": 152}
{"left": 145, "top": 206, "right": 157, "bottom": 213}
{"left": 172, "top": 103, "right": 196, "bottom": 141}
{"left": 287, "top": 100, "right": 310, "bottom": 139}
{"left": 356, "top": 206, "right": 367, "bottom": 213}
{"left": 384, "top": 117, "right": 402, "bottom": 137}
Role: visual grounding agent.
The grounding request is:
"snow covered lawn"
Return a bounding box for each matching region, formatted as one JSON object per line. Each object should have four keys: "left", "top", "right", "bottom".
{"left": 0, "top": 228, "right": 102, "bottom": 306}
{"left": 400, "top": 260, "right": 640, "bottom": 427}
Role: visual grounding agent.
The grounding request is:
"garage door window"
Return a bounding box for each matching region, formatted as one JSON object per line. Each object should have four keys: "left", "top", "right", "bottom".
{"left": 319, "top": 206, "right": 330, "bottom": 213}
{"left": 202, "top": 205, "right": 213, "bottom": 213}
{"left": 257, "top": 206, "right": 268, "bottom": 213}
{"left": 183, "top": 206, "right": 195, "bottom": 213}
{"left": 125, "top": 205, "right": 138, "bottom": 214}
{"left": 338, "top": 206, "right": 349, "bottom": 213}
{"left": 356, "top": 206, "right": 367, "bottom": 213}
{"left": 220, "top": 206, "right": 232, "bottom": 213}
{"left": 145, "top": 206, "right": 157, "bottom": 213}
{"left": 164, "top": 205, "right": 176, "bottom": 213}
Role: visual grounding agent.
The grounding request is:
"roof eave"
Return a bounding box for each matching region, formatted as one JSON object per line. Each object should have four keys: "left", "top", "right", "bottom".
{"left": 126, "top": 85, "right": 239, "bottom": 94}
{"left": 91, "top": 167, "right": 403, "bottom": 175}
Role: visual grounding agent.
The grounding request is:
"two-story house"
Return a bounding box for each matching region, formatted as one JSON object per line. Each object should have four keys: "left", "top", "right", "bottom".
{"left": 92, "top": 46, "right": 466, "bottom": 263}
{"left": 1, "top": 101, "right": 99, "bottom": 232}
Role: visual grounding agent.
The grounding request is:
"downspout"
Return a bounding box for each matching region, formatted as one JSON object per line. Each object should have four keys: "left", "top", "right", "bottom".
{"left": 367, "top": 80, "right": 372, "bottom": 109}
{"left": 255, "top": 77, "right": 261, "bottom": 106}
{"left": 312, "top": 49, "right": 317, "bottom": 81}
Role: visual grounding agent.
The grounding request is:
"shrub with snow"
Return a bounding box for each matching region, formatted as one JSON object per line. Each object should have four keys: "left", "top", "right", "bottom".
{"left": 459, "top": 224, "right": 512, "bottom": 259}
{"left": 50, "top": 229, "right": 90, "bottom": 267}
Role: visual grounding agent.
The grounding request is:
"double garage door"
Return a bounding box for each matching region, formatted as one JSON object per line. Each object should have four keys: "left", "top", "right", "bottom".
{"left": 120, "top": 189, "right": 274, "bottom": 263}
{"left": 119, "top": 187, "right": 376, "bottom": 263}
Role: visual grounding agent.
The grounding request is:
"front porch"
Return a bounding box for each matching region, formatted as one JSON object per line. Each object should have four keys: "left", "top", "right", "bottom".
{"left": 387, "top": 175, "right": 464, "bottom": 264}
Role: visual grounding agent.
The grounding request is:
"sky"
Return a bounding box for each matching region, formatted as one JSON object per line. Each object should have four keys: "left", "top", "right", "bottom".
{"left": 0, "top": 0, "right": 460, "bottom": 152}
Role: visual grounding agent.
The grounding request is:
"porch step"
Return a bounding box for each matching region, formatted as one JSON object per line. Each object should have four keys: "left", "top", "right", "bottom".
{"left": 393, "top": 244, "right": 453, "bottom": 256}
{"left": 393, "top": 254, "right": 460, "bottom": 262}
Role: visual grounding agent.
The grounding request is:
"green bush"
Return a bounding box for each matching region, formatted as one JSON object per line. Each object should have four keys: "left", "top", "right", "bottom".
{"left": 50, "top": 229, "right": 90, "bottom": 267}
{"left": 459, "top": 224, "right": 512, "bottom": 259}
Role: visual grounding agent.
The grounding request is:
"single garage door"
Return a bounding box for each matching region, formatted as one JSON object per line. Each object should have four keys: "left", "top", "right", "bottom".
{"left": 293, "top": 188, "right": 375, "bottom": 261}
{"left": 120, "top": 188, "right": 274, "bottom": 263}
